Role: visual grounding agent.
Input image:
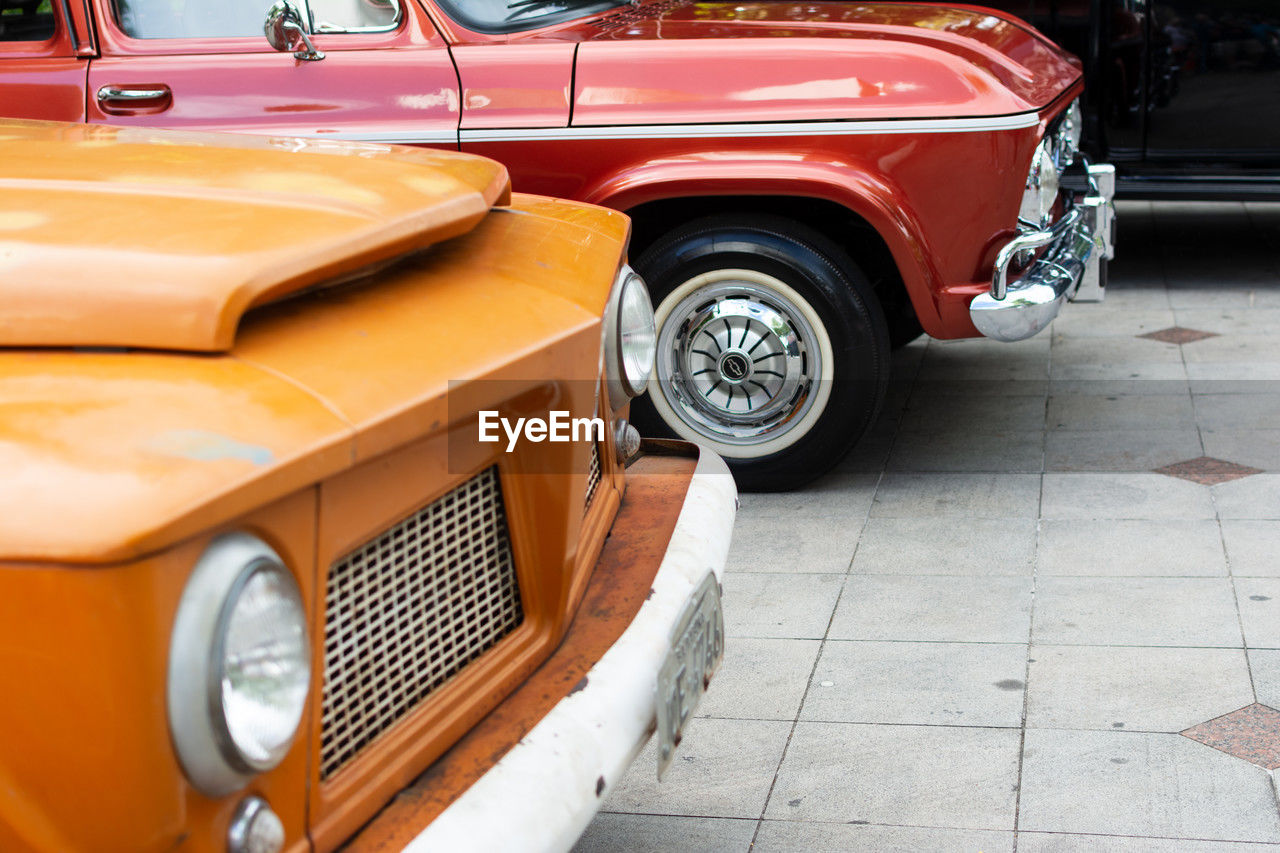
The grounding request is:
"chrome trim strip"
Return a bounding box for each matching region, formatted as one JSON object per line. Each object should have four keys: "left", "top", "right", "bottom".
{"left": 300, "top": 114, "right": 1039, "bottom": 146}
{"left": 460, "top": 115, "right": 1039, "bottom": 142}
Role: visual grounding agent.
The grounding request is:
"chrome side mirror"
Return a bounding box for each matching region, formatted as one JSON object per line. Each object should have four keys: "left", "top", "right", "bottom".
{"left": 264, "top": 0, "right": 325, "bottom": 62}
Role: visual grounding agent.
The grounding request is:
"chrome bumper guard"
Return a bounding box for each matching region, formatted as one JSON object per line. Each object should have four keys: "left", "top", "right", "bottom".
{"left": 970, "top": 163, "right": 1117, "bottom": 343}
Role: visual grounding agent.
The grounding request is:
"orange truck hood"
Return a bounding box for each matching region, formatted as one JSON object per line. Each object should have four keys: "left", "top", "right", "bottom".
{"left": 0, "top": 121, "right": 510, "bottom": 351}
{"left": 0, "top": 121, "right": 629, "bottom": 565}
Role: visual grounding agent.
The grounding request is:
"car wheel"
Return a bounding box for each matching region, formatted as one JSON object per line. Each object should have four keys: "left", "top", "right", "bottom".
{"left": 631, "top": 214, "right": 890, "bottom": 491}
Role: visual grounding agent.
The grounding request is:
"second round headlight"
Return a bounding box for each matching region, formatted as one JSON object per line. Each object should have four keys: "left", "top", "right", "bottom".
{"left": 217, "top": 562, "right": 310, "bottom": 771}
{"left": 605, "top": 265, "right": 657, "bottom": 409}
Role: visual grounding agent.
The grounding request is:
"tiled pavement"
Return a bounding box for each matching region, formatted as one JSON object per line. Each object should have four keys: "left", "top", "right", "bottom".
{"left": 576, "top": 201, "right": 1280, "bottom": 852}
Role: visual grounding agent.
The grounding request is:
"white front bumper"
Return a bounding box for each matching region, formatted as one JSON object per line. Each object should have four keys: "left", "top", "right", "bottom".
{"left": 403, "top": 445, "right": 737, "bottom": 853}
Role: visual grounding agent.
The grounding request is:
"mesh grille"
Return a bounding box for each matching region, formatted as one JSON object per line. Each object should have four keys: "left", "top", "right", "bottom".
{"left": 319, "top": 466, "right": 523, "bottom": 780}
{"left": 585, "top": 442, "right": 602, "bottom": 511}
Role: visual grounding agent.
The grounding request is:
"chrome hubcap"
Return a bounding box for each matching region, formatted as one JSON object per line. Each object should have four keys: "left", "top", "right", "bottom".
{"left": 655, "top": 276, "right": 825, "bottom": 447}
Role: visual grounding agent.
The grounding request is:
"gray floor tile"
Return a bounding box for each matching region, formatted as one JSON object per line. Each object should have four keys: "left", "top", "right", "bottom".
{"left": 1214, "top": 475, "right": 1280, "bottom": 520}
{"left": 1050, "top": 362, "right": 1189, "bottom": 382}
{"left": 918, "top": 338, "right": 1050, "bottom": 382}
{"left": 1167, "top": 289, "right": 1280, "bottom": 311}
{"left": 801, "top": 640, "right": 1026, "bottom": 727}
{"left": 573, "top": 814, "right": 755, "bottom": 853}
{"left": 829, "top": 576, "right": 1032, "bottom": 643}
{"left": 914, "top": 378, "right": 1050, "bottom": 397}
{"left": 726, "top": 517, "right": 858, "bottom": 574}
{"left": 1033, "top": 577, "right": 1242, "bottom": 647}
{"left": 886, "top": 430, "right": 1045, "bottom": 473}
{"left": 1044, "top": 429, "right": 1205, "bottom": 472}
{"left": 1193, "top": 392, "right": 1280, "bottom": 429}
{"left": 1051, "top": 337, "right": 1184, "bottom": 368}
{"left": 852, "top": 517, "right": 1036, "bottom": 576}
{"left": 697, "top": 638, "right": 821, "bottom": 722}
{"left": 1224, "top": 521, "right": 1280, "bottom": 576}
{"left": 1018, "top": 729, "right": 1280, "bottom": 842}
{"left": 1236, "top": 578, "right": 1280, "bottom": 649}
{"left": 1041, "top": 473, "right": 1217, "bottom": 520}
{"left": 764, "top": 722, "right": 1020, "bottom": 829}
{"left": 900, "top": 393, "right": 1046, "bottom": 433}
{"left": 1018, "top": 832, "right": 1280, "bottom": 852}
{"left": 605, "top": 718, "right": 791, "bottom": 819}
{"left": 1036, "top": 520, "right": 1227, "bottom": 577}
{"left": 754, "top": 821, "right": 1014, "bottom": 852}
{"left": 1247, "top": 649, "right": 1280, "bottom": 709}
{"left": 1176, "top": 309, "right": 1280, "bottom": 337}
{"left": 1102, "top": 287, "right": 1172, "bottom": 312}
{"left": 1046, "top": 394, "right": 1195, "bottom": 431}
{"left": 1192, "top": 379, "right": 1280, "bottom": 396}
{"left": 1050, "top": 308, "right": 1177, "bottom": 339}
{"left": 1188, "top": 363, "right": 1280, "bottom": 382}
{"left": 1183, "top": 335, "right": 1280, "bottom": 364}
{"left": 737, "top": 473, "right": 878, "bottom": 518}
{"left": 721, "top": 573, "right": 844, "bottom": 640}
{"left": 1026, "top": 646, "right": 1254, "bottom": 732}
{"left": 871, "top": 473, "right": 1041, "bottom": 518}
{"left": 1201, "top": 430, "right": 1280, "bottom": 471}
{"left": 1048, "top": 378, "right": 1192, "bottom": 396}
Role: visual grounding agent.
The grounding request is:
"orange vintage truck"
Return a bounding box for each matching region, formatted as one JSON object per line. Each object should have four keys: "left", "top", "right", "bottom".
{"left": 0, "top": 120, "right": 735, "bottom": 852}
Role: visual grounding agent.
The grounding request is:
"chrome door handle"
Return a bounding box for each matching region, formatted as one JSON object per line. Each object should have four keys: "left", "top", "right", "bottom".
{"left": 97, "top": 85, "right": 170, "bottom": 102}
{"left": 96, "top": 85, "right": 172, "bottom": 115}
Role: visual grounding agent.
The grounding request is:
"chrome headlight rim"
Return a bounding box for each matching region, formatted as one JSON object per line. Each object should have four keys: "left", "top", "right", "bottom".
{"left": 1019, "top": 136, "right": 1060, "bottom": 228}
{"left": 168, "top": 533, "right": 310, "bottom": 797}
{"left": 1052, "top": 98, "right": 1083, "bottom": 169}
{"left": 604, "top": 264, "right": 657, "bottom": 410}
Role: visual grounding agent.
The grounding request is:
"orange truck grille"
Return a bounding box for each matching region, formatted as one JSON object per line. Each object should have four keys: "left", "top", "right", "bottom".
{"left": 319, "top": 465, "right": 524, "bottom": 780}
{"left": 585, "top": 442, "right": 602, "bottom": 511}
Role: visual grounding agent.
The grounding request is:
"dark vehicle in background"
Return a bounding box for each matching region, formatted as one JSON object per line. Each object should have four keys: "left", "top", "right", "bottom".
{"left": 991, "top": 0, "right": 1280, "bottom": 198}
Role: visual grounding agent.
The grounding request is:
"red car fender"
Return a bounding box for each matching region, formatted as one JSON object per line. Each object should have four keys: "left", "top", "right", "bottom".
{"left": 578, "top": 154, "right": 947, "bottom": 336}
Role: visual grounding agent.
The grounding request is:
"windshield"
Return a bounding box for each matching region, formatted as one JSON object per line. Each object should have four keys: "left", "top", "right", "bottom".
{"left": 433, "top": 0, "right": 625, "bottom": 34}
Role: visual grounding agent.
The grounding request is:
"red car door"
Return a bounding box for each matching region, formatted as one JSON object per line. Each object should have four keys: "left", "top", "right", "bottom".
{"left": 0, "top": 0, "right": 94, "bottom": 121}
{"left": 84, "top": 0, "right": 459, "bottom": 145}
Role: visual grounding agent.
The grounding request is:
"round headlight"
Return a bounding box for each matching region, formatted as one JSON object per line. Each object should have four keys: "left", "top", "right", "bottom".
{"left": 169, "top": 533, "right": 310, "bottom": 796}
{"left": 1056, "top": 99, "right": 1083, "bottom": 167}
{"left": 605, "top": 265, "right": 657, "bottom": 409}
{"left": 218, "top": 563, "right": 309, "bottom": 770}
{"left": 1019, "top": 137, "right": 1059, "bottom": 227}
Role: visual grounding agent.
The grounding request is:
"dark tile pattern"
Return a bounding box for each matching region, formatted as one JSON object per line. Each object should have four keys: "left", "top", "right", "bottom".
{"left": 1182, "top": 704, "right": 1280, "bottom": 769}
{"left": 1138, "top": 326, "right": 1219, "bottom": 345}
{"left": 1153, "top": 456, "right": 1263, "bottom": 485}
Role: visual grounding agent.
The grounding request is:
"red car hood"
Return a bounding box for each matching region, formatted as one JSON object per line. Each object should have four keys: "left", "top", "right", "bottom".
{"left": 567, "top": 1, "right": 1080, "bottom": 125}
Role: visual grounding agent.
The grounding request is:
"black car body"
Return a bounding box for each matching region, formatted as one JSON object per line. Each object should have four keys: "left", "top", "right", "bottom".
{"left": 989, "top": 0, "right": 1280, "bottom": 199}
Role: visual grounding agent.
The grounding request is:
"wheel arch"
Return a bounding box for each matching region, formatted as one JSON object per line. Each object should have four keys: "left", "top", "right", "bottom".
{"left": 581, "top": 163, "right": 946, "bottom": 336}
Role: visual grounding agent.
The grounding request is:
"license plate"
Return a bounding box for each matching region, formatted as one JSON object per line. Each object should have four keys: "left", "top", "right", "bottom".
{"left": 656, "top": 572, "right": 724, "bottom": 778}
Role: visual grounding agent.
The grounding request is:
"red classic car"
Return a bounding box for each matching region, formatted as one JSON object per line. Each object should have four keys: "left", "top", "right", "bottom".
{"left": 3, "top": 0, "right": 1115, "bottom": 490}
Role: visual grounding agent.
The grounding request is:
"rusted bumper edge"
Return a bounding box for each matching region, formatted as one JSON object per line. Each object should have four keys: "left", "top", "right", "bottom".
{"left": 351, "top": 441, "right": 737, "bottom": 852}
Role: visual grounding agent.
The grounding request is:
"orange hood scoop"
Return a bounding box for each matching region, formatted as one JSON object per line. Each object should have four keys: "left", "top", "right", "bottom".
{"left": 0, "top": 121, "right": 509, "bottom": 352}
